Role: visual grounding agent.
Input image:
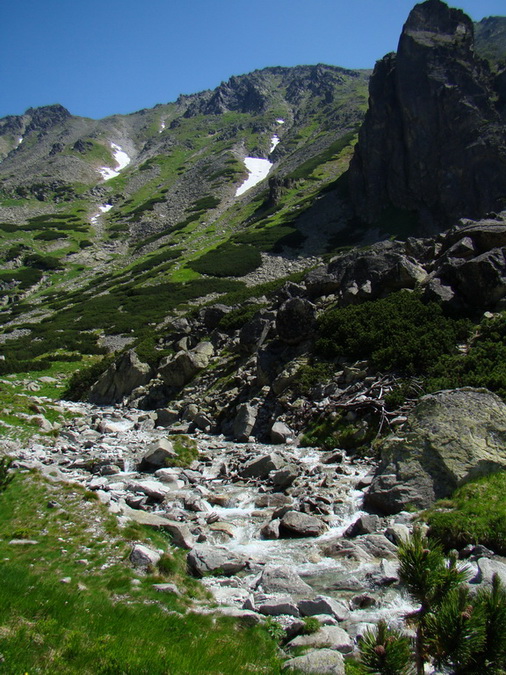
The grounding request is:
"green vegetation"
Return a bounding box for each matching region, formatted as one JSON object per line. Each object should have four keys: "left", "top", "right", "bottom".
{"left": 425, "top": 472, "right": 506, "bottom": 555}
{"left": 316, "top": 291, "right": 471, "bottom": 376}
{"left": 0, "top": 472, "right": 281, "bottom": 674}
{"left": 286, "top": 130, "right": 357, "bottom": 181}
{"left": 165, "top": 434, "right": 199, "bottom": 467}
{"left": 188, "top": 242, "right": 261, "bottom": 277}
{"left": 301, "top": 411, "right": 378, "bottom": 454}
{"left": 218, "top": 304, "right": 266, "bottom": 332}
{"left": 357, "top": 620, "right": 413, "bottom": 674}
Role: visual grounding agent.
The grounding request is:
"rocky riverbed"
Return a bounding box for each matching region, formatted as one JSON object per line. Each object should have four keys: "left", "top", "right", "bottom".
{"left": 6, "top": 399, "right": 506, "bottom": 672}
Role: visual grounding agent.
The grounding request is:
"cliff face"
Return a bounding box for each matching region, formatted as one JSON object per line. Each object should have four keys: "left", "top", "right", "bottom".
{"left": 348, "top": 0, "right": 506, "bottom": 231}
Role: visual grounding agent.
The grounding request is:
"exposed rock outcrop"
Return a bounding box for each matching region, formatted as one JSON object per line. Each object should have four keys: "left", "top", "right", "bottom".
{"left": 365, "top": 388, "right": 506, "bottom": 514}
{"left": 349, "top": 0, "right": 506, "bottom": 230}
{"left": 89, "top": 350, "right": 152, "bottom": 405}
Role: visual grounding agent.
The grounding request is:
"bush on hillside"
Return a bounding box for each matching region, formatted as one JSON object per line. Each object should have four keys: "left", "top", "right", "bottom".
{"left": 188, "top": 243, "right": 261, "bottom": 277}
{"left": 316, "top": 291, "right": 471, "bottom": 375}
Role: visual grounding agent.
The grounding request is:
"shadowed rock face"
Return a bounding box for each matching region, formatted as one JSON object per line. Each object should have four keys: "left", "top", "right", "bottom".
{"left": 349, "top": 0, "right": 506, "bottom": 231}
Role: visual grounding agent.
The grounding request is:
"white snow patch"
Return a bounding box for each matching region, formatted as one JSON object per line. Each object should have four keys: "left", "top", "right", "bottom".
{"left": 276, "top": 119, "right": 285, "bottom": 124}
{"left": 91, "top": 203, "right": 113, "bottom": 224}
{"left": 17, "top": 136, "right": 23, "bottom": 145}
{"left": 270, "top": 135, "right": 280, "bottom": 153}
{"left": 235, "top": 157, "right": 273, "bottom": 196}
{"left": 98, "top": 143, "right": 131, "bottom": 181}
{"left": 159, "top": 121, "right": 166, "bottom": 133}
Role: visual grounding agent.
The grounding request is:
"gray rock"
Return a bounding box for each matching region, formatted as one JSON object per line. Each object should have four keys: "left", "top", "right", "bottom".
{"left": 187, "top": 545, "right": 247, "bottom": 578}
{"left": 270, "top": 421, "right": 294, "bottom": 444}
{"left": 282, "top": 648, "right": 345, "bottom": 674}
{"left": 471, "top": 557, "right": 506, "bottom": 586}
{"left": 287, "top": 626, "right": 353, "bottom": 654}
{"left": 365, "top": 388, "right": 506, "bottom": 513}
{"left": 256, "top": 594, "right": 300, "bottom": 617}
{"left": 298, "top": 596, "right": 350, "bottom": 621}
{"left": 272, "top": 464, "right": 299, "bottom": 488}
{"left": 89, "top": 350, "right": 152, "bottom": 405}
{"left": 240, "top": 453, "right": 284, "bottom": 479}
{"left": 158, "top": 343, "right": 213, "bottom": 388}
{"left": 345, "top": 514, "right": 382, "bottom": 537}
{"left": 261, "top": 518, "right": 280, "bottom": 540}
{"left": 256, "top": 565, "right": 313, "bottom": 596}
{"left": 276, "top": 298, "right": 316, "bottom": 344}
{"left": 152, "top": 583, "right": 181, "bottom": 595}
{"left": 130, "top": 544, "right": 161, "bottom": 569}
{"left": 280, "top": 510, "right": 327, "bottom": 538}
{"left": 140, "top": 438, "right": 176, "bottom": 470}
{"left": 233, "top": 404, "right": 258, "bottom": 442}
{"left": 154, "top": 408, "right": 180, "bottom": 427}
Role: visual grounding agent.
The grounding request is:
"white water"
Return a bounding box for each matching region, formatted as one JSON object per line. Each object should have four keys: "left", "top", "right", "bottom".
{"left": 98, "top": 143, "right": 131, "bottom": 181}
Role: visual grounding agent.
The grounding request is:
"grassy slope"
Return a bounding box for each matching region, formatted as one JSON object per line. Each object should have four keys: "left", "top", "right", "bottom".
{"left": 0, "top": 471, "right": 281, "bottom": 674}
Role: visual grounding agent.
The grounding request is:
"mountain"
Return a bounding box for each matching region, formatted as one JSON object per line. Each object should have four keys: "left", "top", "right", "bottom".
{"left": 348, "top": 0, "right": 506, "bottom": 232}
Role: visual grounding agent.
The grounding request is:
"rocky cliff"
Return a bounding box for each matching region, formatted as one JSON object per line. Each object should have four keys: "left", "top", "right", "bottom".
{"left": 348, "top": 0, "right": 506, "bottom": 232}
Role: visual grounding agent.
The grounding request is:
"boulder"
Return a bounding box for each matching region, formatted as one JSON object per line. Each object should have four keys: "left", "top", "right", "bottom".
{"left": 270, "top": 421, "right": 294, "bottom": 445}
{"left": 158, "top": 342, "right": 213, "bottom": 388}
{"left": 344, "top": 514, "right": 382, "bottom": 538}
{"left": 272, "top": 464, "right": 299, "bottom": 489}
{"left": 365, "top": 388, "right": 506, "bottom": 514}
{"left": 256, "top": 565, "right": 313, "bottom": 596}
{"left": 130, "top": 544, "right": 160, "bottom": 569}
{"left": 255, "top": 594, "right": 300, "bottom": 617}
{"left": 298, "top": 596, "right": 349, "bottom": 621}
{"left": 280, "top": 511, "right": 327, "bottom": 538}
{"left": 471, "top": 557, "right": 506, "bottom": 586}
{"left": 287, "top": 626, "right": 353, "bottom": 654}
{"left": 282, "top": 648, "right": 345, "bottom": 674}
{"left": 186, "top": 545, "right": 247, "bottom": 577}
{"left": 233, "top": 403, "right": 257, "bottom": 442}
{"left": 139, "top": 438, "right": 176, "bottom": 470}
{"left": 89, "top": 350, "right": 152, "bottom": 405}
{"left": 240, "top": 453, "right": 284, "bottom": 479}
{"left": 239, "top": 313, "right": 273, "bottom": 353}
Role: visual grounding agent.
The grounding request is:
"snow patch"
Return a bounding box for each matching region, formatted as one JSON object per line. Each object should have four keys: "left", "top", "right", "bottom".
{"left": 17, "top": 136, "right": 23, "bottom": 145}
{"left": 91, "top": 203, "right": 113, "bottom": 224}
{"left": 98, "top": 143, "right": 131, "bottom": 181}
{"left": 235, "top": 157, "right": 273, "bottom": 196}
{"left": 276, "top": 119, "right": 285, "bottom": 124}
{"left": 270, "top": 135, "right": 280, "bottom": 153}
{"left": 159, "top": 121, "right": 166, "bottom": 133}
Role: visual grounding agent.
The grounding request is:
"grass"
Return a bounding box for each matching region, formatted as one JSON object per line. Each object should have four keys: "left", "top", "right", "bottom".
{"left": 165, "top": 434, "right": 199, "bottom": 467}
{"left": 0, "top": 471, "right": 282, "bottom": 674}
{"left": 425, "top": 472, "right": 506, "bottom": 555}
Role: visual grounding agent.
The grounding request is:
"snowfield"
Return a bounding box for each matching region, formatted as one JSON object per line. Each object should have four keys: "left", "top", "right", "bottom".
{"left": 98, "top": 143, "right": 131, "bottom": 181}
{"left": 235, "top": 129, "right": 282, "bottom": 196}
{"left": 91, "top": 203, "right": 113, "bottom": 224}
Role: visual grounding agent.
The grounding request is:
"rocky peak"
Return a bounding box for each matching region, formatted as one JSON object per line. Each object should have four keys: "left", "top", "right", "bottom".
{"left": 348, "top": 0, "right": 506, "bottom": 231}
{"left": 25, "top": 104, "right": 71, "bottom": 133}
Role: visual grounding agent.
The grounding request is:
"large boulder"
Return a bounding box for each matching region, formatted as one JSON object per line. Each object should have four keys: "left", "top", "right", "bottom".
{"left": 280, "top": 511, "right": 327, "bottom": 538}
{"left": 89, "top": 350, "right": 152, "bottom": 405}
{"left": 276, "top": 298, "right": 316, "bottom": 344}
{"left": 186, "top": 545, "right": 247, "bottom": 577}
{"left": 282, "top": 649, "right": 345, "bottom": 674}
{"left": 158, "top": 342, "right": 213, "bottom": 388}
{"left": 365, "top": 388, "right": 506, "bottom": 514}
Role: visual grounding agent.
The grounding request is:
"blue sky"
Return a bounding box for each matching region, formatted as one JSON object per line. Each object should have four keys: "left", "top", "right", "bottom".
{"left": 1, "top": 0, "right": 504, "bottom": 120}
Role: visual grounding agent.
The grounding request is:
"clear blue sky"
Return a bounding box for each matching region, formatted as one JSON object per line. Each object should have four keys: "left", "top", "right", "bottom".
{"left": 1, "top": 0, "right": 504, "bottom": 120}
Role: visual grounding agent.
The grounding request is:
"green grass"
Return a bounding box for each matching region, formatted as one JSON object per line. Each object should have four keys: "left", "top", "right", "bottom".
{"left": 188, "top": 242, "right": 261, "bottom": 277}
{"left": 425, "top": 472, "right": 506, "bottom": 555}
{"left": 0, "top": 472, "right": 281, "bottom": 674}
{"left": 165, "top": 434, "right": 199, "bottom": 467}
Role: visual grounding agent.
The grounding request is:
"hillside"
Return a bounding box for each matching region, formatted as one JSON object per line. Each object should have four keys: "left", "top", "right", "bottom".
{"left": 1, "top": 2, "right": 506, "bottom": 673}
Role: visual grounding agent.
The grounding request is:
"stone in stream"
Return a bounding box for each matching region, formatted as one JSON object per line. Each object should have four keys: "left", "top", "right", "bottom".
{"left": 139, "top": 438, "right": 177, "bottom": 470}
{"left": 280, "top": 510, "right": 327, "bottom": 538}
{"left": 271, "top": 464, "right": 299, "bottom": 488}
{"left": 298, "top": 596, "right": 350, "bottom": 622}
{"left": 260, "top": 518, "right": 280, "bottom": 540}
{"left": 240, "top": 453, "right": 284, "bottom": 479}
{"left": 186, "top": 545, "right": 248, "bottom": 577}
{"left": 270, "top": 421, "right": 294, "bottom": 444}
{"left": 287, "top": 626, "right": 353, "bottom": 654}
{"left": 254, "top": 594, "right": 300, "bottom": 617}
{"left": 344, "top": 514, "right": 382, "bottom": 537}
{"left": 282, "top": 648, "right": 345, "bottom": 674}
{"left": 256, "top": 565, "right": 313, "bottom": 596}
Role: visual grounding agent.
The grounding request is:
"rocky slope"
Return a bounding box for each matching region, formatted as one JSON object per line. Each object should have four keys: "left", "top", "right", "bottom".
{"left": 348, "top": 0, "right": 506, "bottom": 232}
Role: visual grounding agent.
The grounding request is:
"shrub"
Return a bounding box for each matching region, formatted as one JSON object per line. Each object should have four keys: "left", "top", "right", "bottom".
{"left": 188, "top": 243, "right": 261, "bottom": 277}
{"left": 0, "top": 457, "right": 14, "bottom": 494}
{"left": 316, "top": 291, "right": 471, "bottom": 376}
{"left": 61, "top": 355, "right": 115, "bottom": 401}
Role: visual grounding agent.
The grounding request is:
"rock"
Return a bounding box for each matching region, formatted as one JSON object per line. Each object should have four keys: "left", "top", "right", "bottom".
{"left": 287, "top": 626, "right": 353, "bottom": 654}
{"left": 120, "top": 506, "right": 195, "bottom": 548}
{"left": 256, "top": 594, "right": 300, "bottom": 617}
{"left": 256, "top": 565, "right": 313, "bottom": 596}
{"left": 364, "top": 559, "right": 399, "bottom": 586}
{"left": 471, "top": 557, "right": 506, "bottom": 586}
{"left": 130, "top": 544, "right": 161, "bottom": 569}
{"left": 348, "top": 0, "right": 506, "bottom": 230}
{"left": 89, "top": 350, "right": 152, "bottom": 405}
{"left": 272, "top": 464, "right": 299, "bottom": 489}
{"left": 276, "top": 298, "right": 316, "bottom": 344}
{"left": 365, "top": 388, "right": 506, "bottom": 514}
{"left": 186, "top": 545, "right": 247, "bottom": 577}
{"left": 260, "top": 519, "right": 280, "bottom": 539}
{"left": 239, "top": 313, "right": 272, "bottom": 353}
{"left": 152, "top": 583, "right": 181, "bottom": 595}
{"left": 270, "top": 421, "right": 294, "bottom": 445}
{"left": 128, "top": 479, "right": 170, "bottom": 502}
{"left": 154, "top": 408, "right": 180, "bottom": 427}
{"left": 344, "top": 514, "right": 382, "bottom": 538}
{"left": 233, "top": 404, "right": 258, "bottom": 442}
{"left": 240, "top": 453, "right": 284, "bottom": 479}
{"left": 139, "top": 438, "right": 176, "bottom": 470}
{"left": 282, "top": 648, "right": 345, "bottom": 674}
{"left": 354, "top": 534, "right": 399, "bottom": 559}
{"left": 298, "top": 596, "right": 350, "bottom": 622}
{"left": 280, "top": 511, "right": 327, "bottom": 538}
{"left": 385, "top": 524, "right": 411, "bottom": 545}
{"left": 158, "top": 343, "right": 213, "bottom": 388}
